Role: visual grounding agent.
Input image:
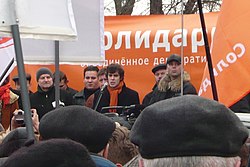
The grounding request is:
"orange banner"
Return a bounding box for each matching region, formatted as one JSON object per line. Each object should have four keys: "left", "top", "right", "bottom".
{"left": 199, "top": 1, "right": 250, "bottom": 107}
{"left": 10, "top": 13, "right": 218, "bottom": 102}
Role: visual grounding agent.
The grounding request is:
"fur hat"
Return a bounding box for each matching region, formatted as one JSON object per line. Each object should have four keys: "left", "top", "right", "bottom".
{"left": 1, "top": 138, "right": 96, "bottom": 167}
{"left": 130, "top": 95, "right": 249, "bottom": 159}
{"left": 39, "top": 105, "right": 116, "bottom": 153}
{"left": 36, "top": 67, "right": 53, "bottom": 81}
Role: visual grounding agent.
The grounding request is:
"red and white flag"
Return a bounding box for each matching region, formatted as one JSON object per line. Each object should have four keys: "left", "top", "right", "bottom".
{"left": 0, "top": 37, "right": 15, "bottom": 85}
{"left": 199, "top": 0, "right": 250, "bottom": 107}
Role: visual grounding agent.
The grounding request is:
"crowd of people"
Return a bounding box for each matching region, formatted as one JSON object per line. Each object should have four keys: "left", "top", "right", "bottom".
{"left": 0, "top": 54, "right": 249, "bottom": 166}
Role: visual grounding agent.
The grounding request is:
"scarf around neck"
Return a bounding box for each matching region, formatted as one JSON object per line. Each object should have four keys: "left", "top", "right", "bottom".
{"left": 0, "top": 83, "right": 11, "bottom": 109}
{"left": 107, "top": 81, "right": 124, "bottom": 113}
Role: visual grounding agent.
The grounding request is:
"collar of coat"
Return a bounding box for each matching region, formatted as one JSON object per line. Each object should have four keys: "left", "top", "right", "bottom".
{"left": 157, "top": 71, "right": 191, "bottom": 92}
{"left": 0, "top": 90, "right": 18, "bottom": 112}
{"left": 37, "top": 85, "right": 54, "bottom": 94}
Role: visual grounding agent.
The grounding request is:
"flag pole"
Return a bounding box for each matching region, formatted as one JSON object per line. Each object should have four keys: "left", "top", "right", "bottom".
{"left": 197, "top": 0, "right": 218, "bottom": 101}
{"left": 54, "top": 41, "right": 60, "bottom": 108}
{"left": 8, "top": 0, "right": 35, "bottom": 141}
{"left": 11, "top": 24, "right": 36, "bottom": 141}
{"left": 180, "top": 0, "right": 184, "bottom": 96}
{"left": 0, "top": 58, "right": 14, "bottom": 83}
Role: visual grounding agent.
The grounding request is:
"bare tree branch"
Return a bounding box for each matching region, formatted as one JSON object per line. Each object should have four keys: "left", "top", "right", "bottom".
{"left": 106, "top": 0, "right": 222, "bottom": 16}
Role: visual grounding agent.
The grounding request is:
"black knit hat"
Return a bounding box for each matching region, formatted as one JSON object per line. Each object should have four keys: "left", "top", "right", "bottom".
{"left": 39, "top": 105, "right": 116, "bottom": 153}
{"left": 36, "top": 67, "right": 53, "bottom": 81}
{"left": 151, "top": 64, "right": 166, "bottom": 74}
{"left": 167, "top": 54, "right": 181, "bottom": 64}
{"left": 130, "top": 95, "right": 249, "bottom": 159}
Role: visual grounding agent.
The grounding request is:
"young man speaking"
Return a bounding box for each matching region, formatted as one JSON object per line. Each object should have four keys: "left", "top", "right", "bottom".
{"left": 92, "top": 63, "right": 140, "bottom": 116}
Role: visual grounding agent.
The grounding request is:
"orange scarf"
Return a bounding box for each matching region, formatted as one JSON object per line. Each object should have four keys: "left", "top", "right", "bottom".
{"left": 0, "top": 83, "right": 11, "bottom": 109}
{"left": 107, "top": 81, "right": 124, "bottom": 113}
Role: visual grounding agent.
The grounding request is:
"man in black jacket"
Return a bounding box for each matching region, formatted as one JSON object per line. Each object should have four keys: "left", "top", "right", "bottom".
{"left": 142, "top": 64, "right": 166, "bottom": 107}
{"left": 30, "top": 67, "right": 73, "bottom": 119}
{"left": 149, "top": 54, "right": 197, "bottom": 105}
{"left": 53, "top": 71, "right": 78, "bottom": 98}
{"left": 93, "top": 63, "right": 140, "bottom": 116}
{"left": 73, "top": 65, "right": 100, "bottom": 106}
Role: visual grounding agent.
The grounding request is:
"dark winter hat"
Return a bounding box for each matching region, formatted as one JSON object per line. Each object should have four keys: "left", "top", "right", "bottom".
{"left": 151, "top": 64, "right": 166, "bottom": 74}
{"left": 1, "top": 138, "right": 96, "bottom": 167}
{"left": 167, "top": 54, "right": 181, "bottom": 64}
{"left": 0, "top": 127, "right": 27, "bottom": 157}
{"left": 12, "top": 73, "right": 31, "bottom": 83}
{"left": 39, "top": 105, "right": 116, "bottom": 153}
{"left": 36, "top": 67, "right": 53, "bottom": 81}
{"left": 130, "top": 95, "right": 249, "bottom": 159}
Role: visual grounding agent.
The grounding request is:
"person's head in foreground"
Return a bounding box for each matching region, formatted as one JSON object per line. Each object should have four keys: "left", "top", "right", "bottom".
{"left": 39, "top": 105, "right": 116, "bottom": 155}
{"left": 1, "top": 138, "right": 96, "bottom": 167}
{"left": 130, "top": 95, "right": 249, "bottom": 167}
{"left": 0, "top": 127, "right": 28, "bottom": 157}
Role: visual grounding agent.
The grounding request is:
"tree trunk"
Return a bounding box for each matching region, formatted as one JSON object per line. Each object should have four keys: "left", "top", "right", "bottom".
{"left": 183, "top": 0, "right": 197, "bottom": 14}
{"left": 150, "top": 0, "right": 164, "bottom": 14}
{"left": 114, "top": 0, "right": 135, "bottom": 15}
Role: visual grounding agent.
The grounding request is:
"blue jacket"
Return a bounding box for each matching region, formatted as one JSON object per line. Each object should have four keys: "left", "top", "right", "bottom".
{"left": 91, "top": 155, "right": 117, "bottom": 167}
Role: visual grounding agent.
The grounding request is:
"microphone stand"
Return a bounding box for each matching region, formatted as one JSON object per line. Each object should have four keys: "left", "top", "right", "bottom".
{"left": 101, "top": 105, "right": 138, "bottom": 130}
{"left": 93, "top": 84, "right": 107, "bottom": 111}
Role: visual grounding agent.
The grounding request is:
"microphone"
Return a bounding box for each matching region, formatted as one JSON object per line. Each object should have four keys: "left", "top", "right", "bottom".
{"left": 101, "top": 106, "right": 124, "bottom": 111}
{"left": 123, "top": 104, "right": 145, "bottom": 117}
{"left": 100, "top": 82, "right": 108, "bottom": 92}
{"left": 101, "top": 104, "right": 145, "bottom": 111}
{"left": 124, "top": 104, "right": 145, "bottom": 110}
{"left": 93, "top": 82, "right": 108, "bottom": 111}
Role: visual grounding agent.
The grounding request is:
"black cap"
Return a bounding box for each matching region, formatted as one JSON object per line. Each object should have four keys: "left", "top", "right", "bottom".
{"left": 1, "top": 138, "right": 96, "bottom": 167}
{"left": 167, "top": 54, "right": 181, "bottom": 64}
{"left": 130, "top": 95, "right": 249, "bottom": 159}
{"left": 39, "top": 105, "right": 116, "bottom": 153}
{"left": 151, "top": 64, "right": 166, "bottom": 74}
{"left": 12, "top": 73, "right": 31, "bottom": 82}
{"left": 0, "top": 127, "right": 28, "bottom": 157}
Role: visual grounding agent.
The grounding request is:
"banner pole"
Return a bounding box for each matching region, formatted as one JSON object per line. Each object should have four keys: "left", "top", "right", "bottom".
{"left": 197, "top": 0, "right": 218, "bottom": 101}
{"left": 54, "top": 41, "right": 60, "bottom": 108}
{"left": 180, "top": 0, "right": 184, "bottom": 96}
{"left": 11, "top": 24, "right": 36, "bottom": 140}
